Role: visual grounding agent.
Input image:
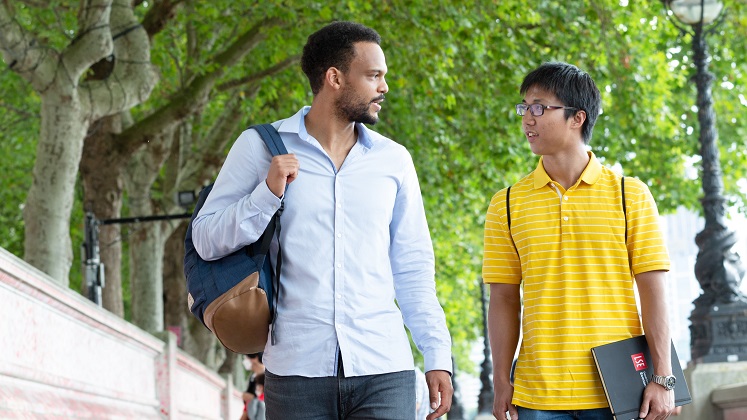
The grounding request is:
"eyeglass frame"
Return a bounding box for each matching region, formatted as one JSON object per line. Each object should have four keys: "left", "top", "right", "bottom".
{"left": 515, "top": 103, "right": 579, "bottom": 117}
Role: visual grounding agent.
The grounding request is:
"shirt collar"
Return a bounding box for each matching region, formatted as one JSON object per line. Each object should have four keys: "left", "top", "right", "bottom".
{"left": 532, "top": 151, "right": 602, "bottom": 190}
{"left": 278, "top": 106, "right": 374, "bottom": 150}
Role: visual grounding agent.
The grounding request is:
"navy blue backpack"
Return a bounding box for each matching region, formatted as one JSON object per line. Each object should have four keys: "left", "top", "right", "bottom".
{"left": 184, "top": 124, "right": 286, "bottom": 354}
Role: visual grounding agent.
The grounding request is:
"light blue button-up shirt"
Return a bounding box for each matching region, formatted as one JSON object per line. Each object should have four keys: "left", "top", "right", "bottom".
{"left": 192, "top": 107, "right": 452, "bottom": 377}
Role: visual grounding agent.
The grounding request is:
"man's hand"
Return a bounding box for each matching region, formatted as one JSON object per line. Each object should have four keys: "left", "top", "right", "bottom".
{"left": 639, "top": 382, "right": 674, "bottom": 419}
{"left": 493, "top": 381, "right": 518, "bottom": 420}
{"left": 266, "top": 154, "right": 299, "bottom": 198}
{"left": 425, "top": 370, "right": 453, "bottom": 419}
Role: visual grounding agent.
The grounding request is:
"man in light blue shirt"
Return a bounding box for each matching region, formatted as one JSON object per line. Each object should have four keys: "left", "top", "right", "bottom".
{"left": 192, "top": 21, "right": 453, "bottom": 419}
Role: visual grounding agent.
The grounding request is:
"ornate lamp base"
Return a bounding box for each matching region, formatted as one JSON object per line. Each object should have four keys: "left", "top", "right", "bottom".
{"left": 690, "top": 300, "right": 747, "bottom": 363}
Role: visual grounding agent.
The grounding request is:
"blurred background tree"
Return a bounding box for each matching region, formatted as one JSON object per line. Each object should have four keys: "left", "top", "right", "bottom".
{"left": 1, "top": 0, "right": 746, "bottom": 375}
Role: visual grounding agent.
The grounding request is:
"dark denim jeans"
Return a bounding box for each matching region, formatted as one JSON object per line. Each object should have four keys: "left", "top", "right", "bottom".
{"left": 264, "top": 368, "right": 416, "bottom": 420}
{"left": 516, "top": 406, "right": 615, "bottom": 420}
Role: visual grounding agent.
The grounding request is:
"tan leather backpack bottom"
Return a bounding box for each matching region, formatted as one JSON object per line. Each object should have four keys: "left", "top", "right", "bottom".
{"left": 203, "top": 272, "right": 271, "bottom": 354}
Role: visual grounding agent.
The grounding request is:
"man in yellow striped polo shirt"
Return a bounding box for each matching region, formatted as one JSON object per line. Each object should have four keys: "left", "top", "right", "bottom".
{"left": 483, "top": 62, "right": 675, "bottom": 420}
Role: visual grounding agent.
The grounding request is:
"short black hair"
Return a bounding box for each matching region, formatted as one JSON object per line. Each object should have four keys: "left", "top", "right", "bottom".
{"left": 246, "top": 352, "right": 263, "bottom": 363}
{"left": 301, "top": 21, "right": 381, "bottom": 95}
{"left": 520, "top": 62, "right": 601, "bottom": 144}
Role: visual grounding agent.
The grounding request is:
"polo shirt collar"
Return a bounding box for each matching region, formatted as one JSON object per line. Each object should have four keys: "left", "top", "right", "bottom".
{"left": 533, "top": 151, "right": 602, "bottom": 190}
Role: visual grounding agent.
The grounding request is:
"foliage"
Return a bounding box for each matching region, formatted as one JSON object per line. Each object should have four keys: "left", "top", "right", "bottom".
{"left": 0, "top": 72, "right": 36, "bottom": 255}
{"left": 2, "top": 0, "right": 747, "bottom": 378}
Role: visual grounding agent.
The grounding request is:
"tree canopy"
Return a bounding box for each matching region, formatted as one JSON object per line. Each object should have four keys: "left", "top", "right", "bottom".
{"left": 2, "top": 0, "right": 746, "bottom": 373}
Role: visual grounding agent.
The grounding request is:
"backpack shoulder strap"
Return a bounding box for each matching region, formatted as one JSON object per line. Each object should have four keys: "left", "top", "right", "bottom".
{"left": 251, "top": 123, "right": 287, "bottom": 156}
{"left": 505, "top": 186, "right": 518, "bottom": 253}
{"left": 621, "top": 176, "right": 627, "bottom": 244}
{"left": 506, "top": 186, "right": 512, "bottom": 230}
{"left": 248, "top": 123, "right": 287, "bottom": 345}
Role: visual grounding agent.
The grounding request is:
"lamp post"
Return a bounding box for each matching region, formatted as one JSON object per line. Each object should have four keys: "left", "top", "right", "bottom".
{"left": 477, "top": 282, "right": 494, "bottom": 416}
{"left": 449, "top": 356, "right": 465, "bottom": 420}
{"left": 664, "top": 0, "right": 747, "bottom": 363}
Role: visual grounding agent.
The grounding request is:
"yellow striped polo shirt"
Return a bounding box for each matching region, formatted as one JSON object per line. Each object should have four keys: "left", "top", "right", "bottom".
{"left": 482, "top": 152, "right": 670, "bottom": 410}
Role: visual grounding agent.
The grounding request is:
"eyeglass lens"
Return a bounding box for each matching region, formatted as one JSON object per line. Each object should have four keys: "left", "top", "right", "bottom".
{"left": 516, "top": 104, "right": 545, "bottom": 116}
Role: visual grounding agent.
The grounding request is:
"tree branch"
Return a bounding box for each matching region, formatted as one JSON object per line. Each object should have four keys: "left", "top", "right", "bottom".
{"left": 16, "top": 0, "right": 50, "bottom": 7}
{"left": 0, "top": 99, "right": 35, "bottom": 119}
{"left": 115, "top": 16, "right": 280, "bottom": 155}
{"left": 141, "top": 0, "right": 185, "bottom": 39}
{"left": 200, "top": 86, "right": 260, "bottom": 154}
{"left": 211, "top": 17, "right": 279, "bottom": 74}
{"left": 177, "top": 85, "right": 261, "bottom": 191}
{"left": 0, "top": 1, "right": 61, "bottom": 91}
{"left": 185, "top": 0, "right": 197, "bottom": 76}
{"left": 62, "top": 0, "right": 113, "bottom": 81}
{"left": 217, "top": 54, "right": 300, "bottom": 92}
{"left": 83, "top": 0, "right": 157, "bottom": 121}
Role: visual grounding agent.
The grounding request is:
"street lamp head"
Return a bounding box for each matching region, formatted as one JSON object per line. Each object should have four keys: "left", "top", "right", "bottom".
{"left": 667, "top": 0, "right": 724, "bottom": 25}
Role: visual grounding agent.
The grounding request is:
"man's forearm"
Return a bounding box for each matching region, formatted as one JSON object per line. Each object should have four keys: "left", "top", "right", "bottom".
{"left": 636, "top": 270, "right": 673, "bottom": 375}
{"left": 487, "top": 283, "right": 521, "bottom": 384}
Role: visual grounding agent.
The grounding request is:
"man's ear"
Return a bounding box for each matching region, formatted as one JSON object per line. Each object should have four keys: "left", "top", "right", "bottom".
{"left": 325, "top": 67, "right": 343, "bottom": 90}
{"left": 571, "top": 109, "right": 587, "bottom": 129}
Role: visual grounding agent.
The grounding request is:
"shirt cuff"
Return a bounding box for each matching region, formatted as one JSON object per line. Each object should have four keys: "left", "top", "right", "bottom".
{"left": 423, "top": 348, "right": 453, "bottom": 376}
{"left": 250, "top": 180, "right": 283, "bottom": 215}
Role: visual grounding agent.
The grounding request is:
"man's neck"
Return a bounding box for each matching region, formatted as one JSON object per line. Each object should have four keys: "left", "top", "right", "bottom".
{"left": 541, "top": 148, "right": 590, "bottom": 191}
{"left": 304, "top": 103, "right": 358, "bottom": 170}
{"left": 305, "top": 104, "right": 357, "bottom": 150}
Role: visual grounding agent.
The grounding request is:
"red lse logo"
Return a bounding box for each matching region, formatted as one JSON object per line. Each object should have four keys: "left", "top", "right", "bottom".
{"left": 631, "top": 353, "right": 647, "bottom": 371}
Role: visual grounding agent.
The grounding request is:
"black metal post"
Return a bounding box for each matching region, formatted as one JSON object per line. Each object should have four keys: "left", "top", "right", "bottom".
{"left": 477, "top": 282, "right": 494, "bottom": 414}
{"left": 80, "top": 210, "right": 191, "bottom": 306}
{"left": 681, "top": 0, "right": 747, "bottom": 363}
{"left": 82, "top": 212, "right": 104, "bottom": 306}
{"left": 449, "top": 356, "right": 465, "bottom": 420}
{"left": 692, "top": 11, "right": 724, "bottom": 234}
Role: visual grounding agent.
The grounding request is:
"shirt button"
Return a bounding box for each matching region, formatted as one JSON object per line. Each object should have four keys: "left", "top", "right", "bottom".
{"left": 337, "top": 203, "right": 341, "bottom": 208}
{"left": 337, "top": 233, "right": 342, "bottom": 238}
{"left": 337, "top": 263, "right": 342, "bottom": 268}
{"left": 337, "top": 294, "right": 342, "bottom": 299}
{"left": 563, "top": 217, "right": 569, "bottom": 221}
{"left": 564, "top": 196, "right": 568, "bottom": 201}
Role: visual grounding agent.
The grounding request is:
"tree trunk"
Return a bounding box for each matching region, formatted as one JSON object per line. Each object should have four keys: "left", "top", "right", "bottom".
{"left": 79, "top": 115, "right": 127, "bottom": 316}
{"left": 163, "top": 222, "right": 189, "bottom": 345}
{"left": 24, "top": 98, "right": 88, "bottom": 285}
{"left": 219, "top": 351, "right": 239, "bottom": 377}
{"left": 124, "top": 129, "right": 174, "bottom": 333}
{"left": 129, "top": 218, "right": 165, "bottom": 333}
{"left": 126, "top": 176, "right": 164, "bottom": 333}
{"left": 162, "top": 221, "right": 224, "bottom": 368}
{"left": 2, "top": 0, "right": 157, "bottom": 284}
{"left": 189, "top": 319, "right": 224, "bottom": 370}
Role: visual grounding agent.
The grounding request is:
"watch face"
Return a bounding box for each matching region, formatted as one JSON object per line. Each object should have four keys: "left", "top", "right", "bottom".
{"left": 665, "top": 376, "right": 676, "bottom": 389}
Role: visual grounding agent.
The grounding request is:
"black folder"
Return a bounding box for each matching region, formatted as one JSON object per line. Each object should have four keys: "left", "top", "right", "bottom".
{"left": 591, "top": 335, "right": 692, "bottom": 420}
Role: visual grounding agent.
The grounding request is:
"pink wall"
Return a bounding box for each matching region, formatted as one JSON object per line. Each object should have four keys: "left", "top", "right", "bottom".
{"left": 0, "top": 248, "right": 243, "bottom": 419}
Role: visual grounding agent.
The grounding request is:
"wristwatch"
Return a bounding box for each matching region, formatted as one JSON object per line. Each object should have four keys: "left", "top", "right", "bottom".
{"left": 652, "top": 374, "right": 676, "bottom": 391}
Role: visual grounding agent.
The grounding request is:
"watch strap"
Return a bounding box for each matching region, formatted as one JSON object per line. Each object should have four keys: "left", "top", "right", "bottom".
{"left": 652, "top": 374, "right": 676, "bottom": 390}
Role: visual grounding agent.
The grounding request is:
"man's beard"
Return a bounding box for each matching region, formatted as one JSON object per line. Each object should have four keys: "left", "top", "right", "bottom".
{"left": 336, "top": 87, "right": 382, "bottom": 125}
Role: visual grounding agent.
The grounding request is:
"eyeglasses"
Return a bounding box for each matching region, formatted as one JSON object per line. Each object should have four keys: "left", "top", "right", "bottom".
{"left": 515, "top": 103, "right": 578, "bottom": 117}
